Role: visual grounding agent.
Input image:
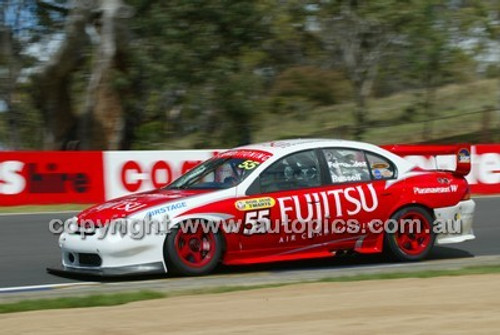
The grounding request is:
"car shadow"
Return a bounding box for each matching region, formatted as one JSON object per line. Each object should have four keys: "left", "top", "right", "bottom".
{"left": 217, "top": 246, "right": 474, "bottom": 275}
{"left": 47, "top": 245, "right": 475, "bottom": 283}
{"left": 428, "top": 246, "right": 475, "bottom": 260}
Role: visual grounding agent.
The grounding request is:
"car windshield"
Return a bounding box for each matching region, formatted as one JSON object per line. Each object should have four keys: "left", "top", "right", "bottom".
{"left": 166, "top": 157, "right": 260, "bottom": 190}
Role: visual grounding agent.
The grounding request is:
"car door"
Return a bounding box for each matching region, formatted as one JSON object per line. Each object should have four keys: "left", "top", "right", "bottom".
{"left": 311, "top": 148, "right": 384, "bottom": 248}
{"left": 235, "top": 149, "right": 326, "bottom": 258}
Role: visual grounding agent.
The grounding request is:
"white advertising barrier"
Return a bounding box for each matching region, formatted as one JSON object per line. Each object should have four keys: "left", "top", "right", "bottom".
{"left": 104, "top": 150, "right": 217, "bottom": 200}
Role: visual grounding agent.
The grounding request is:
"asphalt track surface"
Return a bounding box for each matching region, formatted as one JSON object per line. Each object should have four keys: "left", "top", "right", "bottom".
{"left": 0, "top": 197, "right": 498, "bottom": 290}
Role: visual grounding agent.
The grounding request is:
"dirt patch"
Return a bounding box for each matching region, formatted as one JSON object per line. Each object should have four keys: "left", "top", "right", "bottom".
{"left": 1, "top": 274, "right": 500, "bottom": 334}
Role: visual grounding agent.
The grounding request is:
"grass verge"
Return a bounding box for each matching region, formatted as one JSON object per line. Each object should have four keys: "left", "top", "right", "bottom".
{"left": 0, "top": 290, "right": 164, "bottom": 314}
{"left": 1, "top": 264, "right": 500, "bottom": 315}
{"left": 318, "top": 264, "right": 500, "bottom": 283}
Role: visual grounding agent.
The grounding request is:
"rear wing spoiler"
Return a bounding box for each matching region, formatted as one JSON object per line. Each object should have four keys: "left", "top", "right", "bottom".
{"left": 382, "top": 144, "right": 471, "bottom": 176}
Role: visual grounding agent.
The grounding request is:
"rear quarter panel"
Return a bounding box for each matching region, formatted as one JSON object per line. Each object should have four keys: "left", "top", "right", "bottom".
{"left": 394, "top": 171, "right": 468, "bottom": 212}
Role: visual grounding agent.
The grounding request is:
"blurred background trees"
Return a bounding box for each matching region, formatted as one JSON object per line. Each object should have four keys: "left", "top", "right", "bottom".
{"left": 0, "top": 0, "right": 499, "bottom": 150}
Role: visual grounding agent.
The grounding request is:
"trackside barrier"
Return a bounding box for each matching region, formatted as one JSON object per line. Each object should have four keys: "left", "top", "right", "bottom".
{"left": 0, "top": 145, "right": 499, "bottom": 205}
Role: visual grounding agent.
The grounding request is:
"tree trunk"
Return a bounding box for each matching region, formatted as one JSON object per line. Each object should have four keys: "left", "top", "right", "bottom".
{"left": 80, "top": 0, "right": 131, "bottom": 150}
{"left": 353, "top": 85, "right": 366, "bottom": 140}
{"left": 30, "top": 3, "right": 91, "bottom": 149}
{"left": 0, "top": 18, "right": 20, "bottom": 149}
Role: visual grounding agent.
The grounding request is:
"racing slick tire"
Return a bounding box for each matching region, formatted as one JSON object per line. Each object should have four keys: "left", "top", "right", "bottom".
{"left": 384, "top": 206, "right": 436, "bottom": 261}
{"left": 164, "top": 222, "right": 223, "bottom": 276}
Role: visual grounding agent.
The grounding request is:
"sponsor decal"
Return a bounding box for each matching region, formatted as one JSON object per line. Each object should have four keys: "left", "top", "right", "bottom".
{"left": 93, "top": 198, "right": 147, "bottom": 212}
{"left": 437, "top": 177, "right": 450, "bottom": 184}
{"left": 237, "top": 160, "right": 260, "bottom": 170}
{"left": 147, "top": 201, "right": 187, "bottom": 218}
{"left": 218, "top": 149, "right": 272, "bottom": 163}
{"left": 330, "top": 161, "right": 367, "bottom": 169}
{"left": 380, "top": 169, "right": 393, "bottom": 178}
{"left": 331, "top": 174, "right": 362, "bottom": 183}
{"left": 277, "top": 183, "right": 379, "bottom": 222}
{"left": 413, "top": 185, "right": 458, "bottom": 194}
{"left": 269, "top": 141, "right": 292, "bottom": 148}
{"left": 243, "top": 209, "right": 271, "bottom": 235}
{"left": 112, "top": 201, "right": 147, "bottom": 212}
{"left": 267, "top": 140, "right": 327, "bottom": 148}
{"left": 371, "top": 162, "right": 389, "bottom": 169}
{"left": 235, "top": 197, "right": 276, "bottom": 211}
{"left": 458, "top": 148, "right": 471, "bottom": 164}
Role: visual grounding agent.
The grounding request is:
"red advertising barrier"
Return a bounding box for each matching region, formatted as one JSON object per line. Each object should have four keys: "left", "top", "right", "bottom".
{"left": 0, "top": 152, "right": 105, "bottom": 206}
{"left": 0, "top": 144, "right": 499, "bottom": 205}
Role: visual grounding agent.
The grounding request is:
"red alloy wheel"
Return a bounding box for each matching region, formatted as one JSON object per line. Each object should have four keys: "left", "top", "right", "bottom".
{"left": 394, "top": 211, "right": 432, "bottom": 256}
{"left": 174, "top": 229, "right": 216, "bottom": 268}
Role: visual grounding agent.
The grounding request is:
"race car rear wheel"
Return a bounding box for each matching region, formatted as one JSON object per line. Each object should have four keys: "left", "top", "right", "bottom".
{"left": 164, "top": 222, "right": 223, "bottom": 276}
{"left": 385, "top": 206, "right": 435, "bottom": 261}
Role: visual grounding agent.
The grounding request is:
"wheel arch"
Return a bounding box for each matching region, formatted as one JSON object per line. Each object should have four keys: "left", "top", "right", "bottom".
{"left": 367, "top": 202, "right": 435, "bottom": 255}
{"left": 388, "top": 202, "right": 435, "bottom": 221}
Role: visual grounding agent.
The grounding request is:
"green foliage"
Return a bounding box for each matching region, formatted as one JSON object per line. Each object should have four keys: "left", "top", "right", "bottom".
{"left": 2, "top": 0, "right": 498, "bottom": 148}
{"left": 133, "top": 120, "right": 166, "bottom": 149}
{"left": 270, "top": 66, "right": 352, "bottom": 108}
{"left": 485, "top": 64, "right": 500, "bottom": 79}
{"left": 125, "top": 0, "right": 271, "bottom": 147}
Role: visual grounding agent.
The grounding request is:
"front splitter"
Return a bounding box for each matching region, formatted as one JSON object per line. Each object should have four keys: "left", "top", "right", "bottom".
{"left": 47, "top": 262, "right": 165, "bottom": 278}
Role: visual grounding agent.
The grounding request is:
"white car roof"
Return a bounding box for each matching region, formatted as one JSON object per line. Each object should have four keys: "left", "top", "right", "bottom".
{"left": 239, "top": 138, "right": 375, "bottom": 154}
{"left": 236, "top": 138, "right": 415, "bottom": 173}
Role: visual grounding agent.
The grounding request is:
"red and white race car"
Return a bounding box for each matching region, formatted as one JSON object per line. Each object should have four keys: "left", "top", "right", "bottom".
{"left": 54, "top": 139, "right": 475, "bottom": 276}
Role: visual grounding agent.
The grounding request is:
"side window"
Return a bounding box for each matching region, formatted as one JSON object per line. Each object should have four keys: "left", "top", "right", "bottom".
{"left": 366, "top": 152, "right": 396, "bottom": 180}
{"left": 260, "top": 150, "right": 321, "bottom": 193}
{"left": 322, "top": 148, "right": 371, "bottom": 184}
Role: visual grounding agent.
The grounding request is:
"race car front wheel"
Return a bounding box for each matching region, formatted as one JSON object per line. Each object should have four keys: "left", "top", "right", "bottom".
{"left": 384, "top": 206, "right": 435, "bottom": 261}
{"left": 164, "top": 223, "right": 223, "bottom": 276}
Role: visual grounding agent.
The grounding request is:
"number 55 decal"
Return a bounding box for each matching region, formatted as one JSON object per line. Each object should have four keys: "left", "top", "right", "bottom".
{"left": 238, "top": 160, "right": 260, "bottom": 170}
{"left": 243, "top": 209, "right": 271, "bottom": 235}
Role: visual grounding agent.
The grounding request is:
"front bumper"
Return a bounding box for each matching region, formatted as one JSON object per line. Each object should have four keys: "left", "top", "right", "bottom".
{"left": 434, "top": 199, "right": 475, "bottom": 244}
{"left": 56, "top": 228, "right": 167, "bottom": 276}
